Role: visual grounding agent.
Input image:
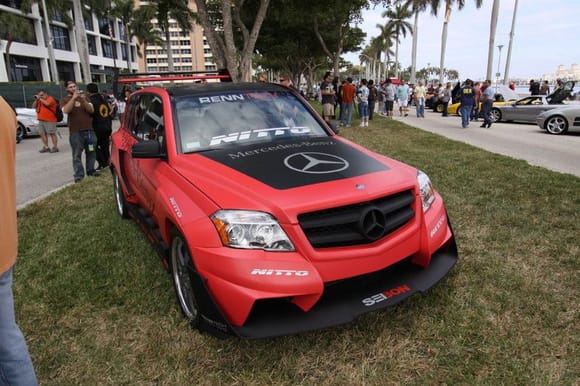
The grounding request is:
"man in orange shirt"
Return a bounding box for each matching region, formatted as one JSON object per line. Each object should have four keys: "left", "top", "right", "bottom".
{"left": 0, "top": 96, "right": 38, "bottom": 385}
{"left": 32, "top": 89, "right": 59, "bottom": 153}
{"left": 340, "top": 77, "right": 356, "bottom": 127}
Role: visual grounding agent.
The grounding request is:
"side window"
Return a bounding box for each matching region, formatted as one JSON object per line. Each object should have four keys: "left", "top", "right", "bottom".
{"left": 128, "top": 93, "right": 165, "bottom": 147}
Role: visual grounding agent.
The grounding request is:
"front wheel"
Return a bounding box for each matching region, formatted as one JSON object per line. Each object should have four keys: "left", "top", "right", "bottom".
{"left": 490, "top": 108, "right": 502, "bottom": 122}
{"left": 545, "top": 115, "right": 568, "bottom": 135}
{"left": 16, "top": 123, "right": 25, "bottom": 141}
{"left": 113, "top": 169, "right": 129, "bottom": 219}
{"left": 170, "top": 230, "right": 200, "bottom": 328}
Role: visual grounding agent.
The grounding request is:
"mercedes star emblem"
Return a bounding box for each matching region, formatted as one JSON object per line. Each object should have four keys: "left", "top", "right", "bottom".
{"left": 284, "top": 152, "right": 349, "bottom": 174}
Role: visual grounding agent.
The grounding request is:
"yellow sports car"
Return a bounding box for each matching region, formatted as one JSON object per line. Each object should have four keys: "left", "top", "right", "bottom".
{"left": 447, "top": 85, "right": 520, "bottom": 116}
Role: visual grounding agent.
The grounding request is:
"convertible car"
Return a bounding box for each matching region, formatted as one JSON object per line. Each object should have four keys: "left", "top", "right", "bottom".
{"left": 536, "top": 105, "right": 580, "bottom": 135}
{"left": 490, "top": 81, "right": 576, "bottom": 123}
{"left": 110, "top": 71, "right": 459, "bottom": 338}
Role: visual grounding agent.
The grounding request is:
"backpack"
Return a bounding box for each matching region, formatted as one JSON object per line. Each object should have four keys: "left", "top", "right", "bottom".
{"left": 54, "top": 104, "right": 64, "bottom": 122}
{"left": 90, "top": 93, "right": 112, "bottom": 122}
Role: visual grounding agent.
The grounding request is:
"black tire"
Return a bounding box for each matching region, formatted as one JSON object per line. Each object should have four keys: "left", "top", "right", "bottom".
{"left": 170, "top": 229, "right": 200, "bottom": 328}
{"left": 490, "top": 108, "right": 502, "bottom": 122}
{"left": 545, "top": 115, "right": 568, "bottom": 135}
{"left": 16, "top": 122, "right": 25, "bottom": 139}
{"left": 113, "top": 169, "right": 130, "bottom": 219}
{"left": 436, "top": 103, "right": 443, "bottom": 113}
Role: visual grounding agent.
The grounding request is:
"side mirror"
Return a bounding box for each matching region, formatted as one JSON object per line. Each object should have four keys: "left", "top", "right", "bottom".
{"left": 132, "top": 140, "right": 161, "bottom": 159}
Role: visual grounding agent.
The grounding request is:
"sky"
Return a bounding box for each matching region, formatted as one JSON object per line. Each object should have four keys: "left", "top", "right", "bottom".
{"left": 344, "top": 0, "right": 580, "bottom": 81}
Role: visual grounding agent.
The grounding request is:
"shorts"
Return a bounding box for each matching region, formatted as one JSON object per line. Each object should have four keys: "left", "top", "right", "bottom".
{"left": 38, "top": 120, "right": 58, "bottom": 135}
{"left": 322, "top": 103, "right": 334, "bottom": 117}
{"left": 385, "top": 100, "right": 394, "bottom": 112}
{"left": 398, "top": 99, "right": 408, "bottom": 107}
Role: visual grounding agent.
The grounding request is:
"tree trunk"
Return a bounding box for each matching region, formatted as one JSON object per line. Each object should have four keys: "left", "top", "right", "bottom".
{"left": 72, "top": 0, "right": 91, "bottom": 83}
{"left": 5, "top": 40, "right": 13, "bottom": 82}
{"left": 193, "top": 0, "right": 269, "bottom": 82}
{"left": 410, "top": 10, "right": 419, "bottom": 84}
{"left": 125, "top": 22, "right": 132, "bottom": 73}
{"left": 165, "top": 28, "right": 174, "bottom": 72}
{"left": 486, "top": 0, "right": 500, "bottom": 81}
{"left": 503, "top": 0, "right": 519, "bottom": 84}
{"left": 439, "top": 5, "right": 451, "bottom": 84}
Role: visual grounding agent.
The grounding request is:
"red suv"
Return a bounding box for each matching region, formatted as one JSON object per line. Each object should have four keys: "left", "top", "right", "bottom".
{"left": 110, "top": 71, "right": 458, "bottom": 338}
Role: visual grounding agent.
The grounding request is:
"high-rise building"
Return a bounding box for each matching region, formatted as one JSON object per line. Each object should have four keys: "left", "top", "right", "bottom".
{"left": 136, "top": 0, "right": 215, "bottom": 73}
{"left": 0, "top": 1, "right": 138, "bottom": 83}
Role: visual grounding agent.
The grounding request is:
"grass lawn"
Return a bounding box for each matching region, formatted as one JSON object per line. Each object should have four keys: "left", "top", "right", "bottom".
{"left": 14, "top": 115, "right": 579, "bottom": 385}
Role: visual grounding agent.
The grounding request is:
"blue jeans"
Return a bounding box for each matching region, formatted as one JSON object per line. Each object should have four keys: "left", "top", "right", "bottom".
{"left": 481, "top": 100, "right": 493, "bottom": 126}
{"left": 69, "top": 130, "right": 97, "bottom": 181}
{"left": 416, "top": 100, "right": 425, "bottom": 117}
{"left": 0, "top": 268, "right": 38, "bottom": 386}
{"left": 341, "top": 102, "right": 353, "bottom": 125}
{"left": 459, "top": 104, "right": 473, "bottom": 127}
{"left": 359, "top": 102, "right": 369, "bottom": 119}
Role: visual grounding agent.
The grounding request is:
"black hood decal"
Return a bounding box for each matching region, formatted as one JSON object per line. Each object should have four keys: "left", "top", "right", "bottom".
{"left": 200, "top": 138, "right": 389, "bottom": 189}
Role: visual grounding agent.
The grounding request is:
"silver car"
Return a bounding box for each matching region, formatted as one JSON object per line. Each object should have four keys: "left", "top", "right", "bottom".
{"left": 490, "top": 81, "right": 575, "bottom": 123}
{"left": 16, "top": 108, "right": 40, "bottom": 140}
{"left": 536, "top": 105, "right": 580, "bottom": 135}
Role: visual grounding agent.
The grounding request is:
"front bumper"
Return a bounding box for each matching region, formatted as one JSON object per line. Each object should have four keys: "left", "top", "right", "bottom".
{"left": 196, "top": 235, "right": 458, "bottom": 339}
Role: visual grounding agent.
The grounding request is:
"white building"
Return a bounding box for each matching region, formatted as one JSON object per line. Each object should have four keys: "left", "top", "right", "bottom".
{"left": 542, "top": 64, "right": 580, "bottom": 82}
{"left": 0, "top": 1, "right": 138, "bottom": 83}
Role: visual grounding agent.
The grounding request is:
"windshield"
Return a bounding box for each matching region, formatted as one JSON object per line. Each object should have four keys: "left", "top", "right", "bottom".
{"left": 175, "top": 90, "right": 329, "bottom": 153}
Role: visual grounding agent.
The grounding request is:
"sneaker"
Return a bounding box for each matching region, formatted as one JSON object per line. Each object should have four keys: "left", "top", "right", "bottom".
{"left": 74, "top": 178, "right": 83, "bottom": 183}
{"left": 50, "top": 146, "right": 59, "bottom": 153}
{"left": 39, "top": 147, "right": 50, "bottom": 153}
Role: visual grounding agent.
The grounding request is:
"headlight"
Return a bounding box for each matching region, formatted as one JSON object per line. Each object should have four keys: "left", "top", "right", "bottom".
{"left": 417, "top": 170, "right": 436, "bottom": 212}
{"left": 211, "top": 210, "right": 295, "bottom": 251}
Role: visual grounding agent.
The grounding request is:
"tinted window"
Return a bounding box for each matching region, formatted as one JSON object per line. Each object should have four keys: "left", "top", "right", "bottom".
{"left": 175, "top": 90, "right": 328, "bottom": 153}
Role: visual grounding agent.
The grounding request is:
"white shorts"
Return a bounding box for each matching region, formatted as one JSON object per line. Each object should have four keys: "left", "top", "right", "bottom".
{"left": 398, "top": 99, "right": 408, "bottom": 107}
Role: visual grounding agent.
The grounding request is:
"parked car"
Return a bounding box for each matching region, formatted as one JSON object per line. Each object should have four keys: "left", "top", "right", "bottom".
{"left": 110, "top": 71, "right": 459, "bottom": 339}
{"left": 15, "top": 106, "right": 68, "bottom": 143}
{"left": 490, "top": 81, "right": 576, "bottom": 123}
{"left": 447, "top": 85, "right": 520, "bottom": 116}
{"left": 16, "top": 108, "right": 40, "bottom": 141}
{"left": 536, "top": 105, "right": 580, "bottom": 135}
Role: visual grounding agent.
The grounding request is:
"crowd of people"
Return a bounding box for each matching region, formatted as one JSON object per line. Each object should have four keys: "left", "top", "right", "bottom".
{"left": 310, "top": 74, "right": 501, "bottom": 129}
{"left": 309, "top": 73, "right": 570, "bottom": 130}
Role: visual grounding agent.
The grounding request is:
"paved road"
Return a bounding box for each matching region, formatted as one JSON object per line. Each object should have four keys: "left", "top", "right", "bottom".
{"left": 16, "top": 115, "right": 579, "bottom": 209}
{"left": 16, "top": 121, "right": 119, "bottom": 210}
{"left": 391, "top": 111, "right": 580, "bottom": 177}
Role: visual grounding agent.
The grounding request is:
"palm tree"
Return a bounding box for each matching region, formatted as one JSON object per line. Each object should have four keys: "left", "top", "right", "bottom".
{"left": 155, "top": 0, "right": 194, "bottom": 72}
{"left": 432, "top": 0, "right": 483, "bottom": 83}
{"left": 109, "top": 0, "right": 136, "bottom": 73}
{"left": 132, "top": 5, "right": 163, "bottom": 68}
{"left": 0, "top": 12, "right": 34, "bottom": 82}
{"left": 375, "top": 22, "right": 395, "bottom": 80}
{"left": 382, "top": 4, "right": 413, "bottom": 80}
{"left": 404, "top": 0, "right": 438, "bottom": 83}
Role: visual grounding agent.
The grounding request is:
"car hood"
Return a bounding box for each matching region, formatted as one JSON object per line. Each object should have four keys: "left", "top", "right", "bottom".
{"left": 172, "top": 137, "right": 417, "bottom": 221}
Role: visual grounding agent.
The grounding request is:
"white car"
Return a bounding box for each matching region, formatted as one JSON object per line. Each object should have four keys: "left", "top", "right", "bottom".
{"left": 16, "top": 107, "right": 68, "bottom": 142}
{"left": 16, "top": 108, "right": 40, "bottom": 141}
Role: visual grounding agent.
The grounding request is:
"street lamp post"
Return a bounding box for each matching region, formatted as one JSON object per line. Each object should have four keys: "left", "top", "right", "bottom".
{"left": 496, "top": 44, "right": 504, "bottom": 89}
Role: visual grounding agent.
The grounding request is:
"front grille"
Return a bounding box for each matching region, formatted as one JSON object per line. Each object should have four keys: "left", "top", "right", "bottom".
{"left": 298, "top": 190, "right": 415, "bottom": 248}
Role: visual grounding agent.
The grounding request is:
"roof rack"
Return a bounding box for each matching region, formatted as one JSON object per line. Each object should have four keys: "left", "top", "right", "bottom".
{"left": 112, "top": 69, "right": 232, "bottom": 95}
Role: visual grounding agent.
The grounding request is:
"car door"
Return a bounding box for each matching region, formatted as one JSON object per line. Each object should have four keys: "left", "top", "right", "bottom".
{"left": 119, "top": 92, "right": 167, "bottom": 214}
{"left": 510, "top": 96, "right": 543, "bottom": 121}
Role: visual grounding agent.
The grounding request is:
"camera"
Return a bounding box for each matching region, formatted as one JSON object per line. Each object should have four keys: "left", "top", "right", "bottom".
{"left": 34, "top": 95, "right": 39, "bottom": 99}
